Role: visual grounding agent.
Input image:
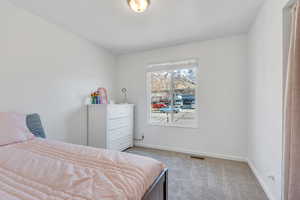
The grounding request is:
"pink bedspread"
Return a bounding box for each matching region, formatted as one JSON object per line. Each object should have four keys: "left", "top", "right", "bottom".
{"left": 0, "top": 139, "right": 165, "bottom": 200}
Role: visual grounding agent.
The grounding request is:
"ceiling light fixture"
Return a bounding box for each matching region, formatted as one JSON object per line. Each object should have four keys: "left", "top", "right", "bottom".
{"left": 127, "top": 0, "right": 150, "bottom": 13}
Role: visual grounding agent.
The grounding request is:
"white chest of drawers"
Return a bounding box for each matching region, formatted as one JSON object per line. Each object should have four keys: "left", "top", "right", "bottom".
{"left": 87, "top": 104, "right": 134, "bottom": 151}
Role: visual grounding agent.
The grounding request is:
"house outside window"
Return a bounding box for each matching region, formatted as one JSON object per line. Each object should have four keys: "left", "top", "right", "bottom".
{"left": 146, "top": 59, "right": 198, "bottom": 128}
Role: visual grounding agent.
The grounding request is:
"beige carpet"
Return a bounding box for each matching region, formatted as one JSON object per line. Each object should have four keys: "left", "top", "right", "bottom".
{"left": 126, "top": 147, "right": 268, "bottom": 200}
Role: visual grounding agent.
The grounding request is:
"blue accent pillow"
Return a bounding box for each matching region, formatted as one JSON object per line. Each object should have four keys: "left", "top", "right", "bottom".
{"left": 26, "top": 114, "right": 46, "bottom": 138}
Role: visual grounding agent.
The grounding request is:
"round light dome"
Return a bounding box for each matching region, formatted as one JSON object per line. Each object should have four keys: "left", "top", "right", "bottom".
{"left": 127, "top": 0, "right": 150, "bottom": 13}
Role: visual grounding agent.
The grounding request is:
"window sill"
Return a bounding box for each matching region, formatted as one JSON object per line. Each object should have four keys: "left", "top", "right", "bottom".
{"left": 148, "top": 122, "right": 198, "bottom": 129}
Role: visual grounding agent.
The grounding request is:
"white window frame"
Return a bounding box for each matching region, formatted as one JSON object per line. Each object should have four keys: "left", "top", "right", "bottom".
{"left": 146, "top": 59, "right": 199, "bottom": 128}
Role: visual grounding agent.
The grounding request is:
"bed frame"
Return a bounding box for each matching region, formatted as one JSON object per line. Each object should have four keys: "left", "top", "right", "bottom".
{"left": 142, "top": 168, "right": 168, "bottom": 200}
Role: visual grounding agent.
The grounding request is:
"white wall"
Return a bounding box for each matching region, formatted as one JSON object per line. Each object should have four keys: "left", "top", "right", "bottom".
{"left": 248, "top": 0, "right": 289, "bottom": 199}
{"left": 0, "top": 0, "right": 116, "bottom": 145}
{"left": 0, "top": 0, "right": 291, "bottom": 198}
{"left": 116, "top": 35, "right": 249, "bottom": 160}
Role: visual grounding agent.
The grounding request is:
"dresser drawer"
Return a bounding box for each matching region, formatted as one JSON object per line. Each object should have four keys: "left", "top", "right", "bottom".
{"left": 88, "top": 104, "right": 134, "bottom": 151}
{"left": 107, "top": 117, "right": 130, "bottom": 130}
{"left": 108, "top": 105, "right": 131, "bottom": 119}
{"left": 108, "top": 135, "right": 132, "bottom": 151}
{"left": 108, "top": 127, "right": 130, "bottom": 141}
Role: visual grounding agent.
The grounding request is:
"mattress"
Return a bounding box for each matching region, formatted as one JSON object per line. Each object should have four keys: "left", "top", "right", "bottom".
{"left": 0, "top": 138, "right": 165, "bottom": 200}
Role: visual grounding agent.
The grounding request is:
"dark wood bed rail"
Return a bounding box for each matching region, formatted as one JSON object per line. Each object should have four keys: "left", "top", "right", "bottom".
{"left": 142, "top": 168, "right": 168, "bottom": 200}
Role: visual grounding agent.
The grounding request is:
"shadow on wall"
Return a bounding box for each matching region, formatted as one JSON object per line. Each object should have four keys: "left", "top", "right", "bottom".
{"left": 64, "top": 97, "right": 88, "bottom": 145}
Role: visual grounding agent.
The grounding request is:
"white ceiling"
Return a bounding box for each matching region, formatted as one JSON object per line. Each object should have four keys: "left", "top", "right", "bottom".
{"left": 9, "top": 0, "right": 265, "bottom": 55}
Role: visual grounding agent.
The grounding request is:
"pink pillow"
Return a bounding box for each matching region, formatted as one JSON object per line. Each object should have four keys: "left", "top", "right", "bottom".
{"left": 0, "top": 112, "right": 34, "bottom": 146}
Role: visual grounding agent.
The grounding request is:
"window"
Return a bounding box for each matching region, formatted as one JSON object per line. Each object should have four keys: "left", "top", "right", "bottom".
{"left": 147, "top": 59, "right": 198, "bottom": 128}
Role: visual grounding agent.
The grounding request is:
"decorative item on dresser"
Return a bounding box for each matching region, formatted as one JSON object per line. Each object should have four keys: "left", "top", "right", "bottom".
{"left": 87, "top": 104, "right": 134, "bottom": 151}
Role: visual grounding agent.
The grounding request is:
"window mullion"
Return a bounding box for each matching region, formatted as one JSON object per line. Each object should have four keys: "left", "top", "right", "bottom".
{"left": 170, "top": 71, "right": 175, "bottom": 123}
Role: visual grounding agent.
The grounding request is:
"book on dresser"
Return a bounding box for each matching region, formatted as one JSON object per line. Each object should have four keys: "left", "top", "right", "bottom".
{"left": 87, "top": 104, "right": 134, "bottom": 151}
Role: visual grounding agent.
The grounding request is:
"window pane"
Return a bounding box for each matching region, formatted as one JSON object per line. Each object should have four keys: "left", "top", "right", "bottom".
{"left": 173, "top": 68, "right": 197, "bottom": 90}
{"left": 150, "top": 71, "right": 172, "bottom": 123}
{"left": 148, "top": 66, "right": 198, "bottom": 128}
{"left": 172, "top": 68, "right": 197, "bottom": 126}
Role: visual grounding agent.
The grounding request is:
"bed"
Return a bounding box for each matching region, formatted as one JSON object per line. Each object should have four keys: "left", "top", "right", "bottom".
{"left": 0, "top": 113, "right": 168, "bottom": 200}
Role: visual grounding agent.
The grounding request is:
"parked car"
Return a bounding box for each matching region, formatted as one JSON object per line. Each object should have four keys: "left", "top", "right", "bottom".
{"left": 182, "top": 95, "right": 195, "bottom": 105}
{"left": 159, "top": 107, "right": 181, "bottom": 113}
{"left": 152, "top": 103, "right": 167, "bottom": 109}
{"left": 181, "top": 105, "right": 195, "bottom": 109}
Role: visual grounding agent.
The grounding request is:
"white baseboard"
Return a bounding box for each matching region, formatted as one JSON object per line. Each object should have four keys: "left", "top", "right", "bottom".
{"left": 247, "top": 160, "right": 275, "bottom": 200}
{"left": 134, "top": 143, "right": 246, "bottom": 162}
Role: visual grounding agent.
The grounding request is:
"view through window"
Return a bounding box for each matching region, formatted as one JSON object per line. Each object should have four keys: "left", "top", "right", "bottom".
{"left": 147, "top": 61, "right": 198, "bottom": 127}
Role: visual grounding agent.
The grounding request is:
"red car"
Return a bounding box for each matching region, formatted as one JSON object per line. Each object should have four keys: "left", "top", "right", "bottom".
{"left": 152, "top": 103, "right": 167, "bottom": 109}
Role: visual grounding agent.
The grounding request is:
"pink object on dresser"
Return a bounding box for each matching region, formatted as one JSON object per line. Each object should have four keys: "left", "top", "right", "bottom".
{"left": 0, "top": 138, "right": 165, "bottom": 200}
{"left": 0, "top": 112, "right": 34, "bottom": 146}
